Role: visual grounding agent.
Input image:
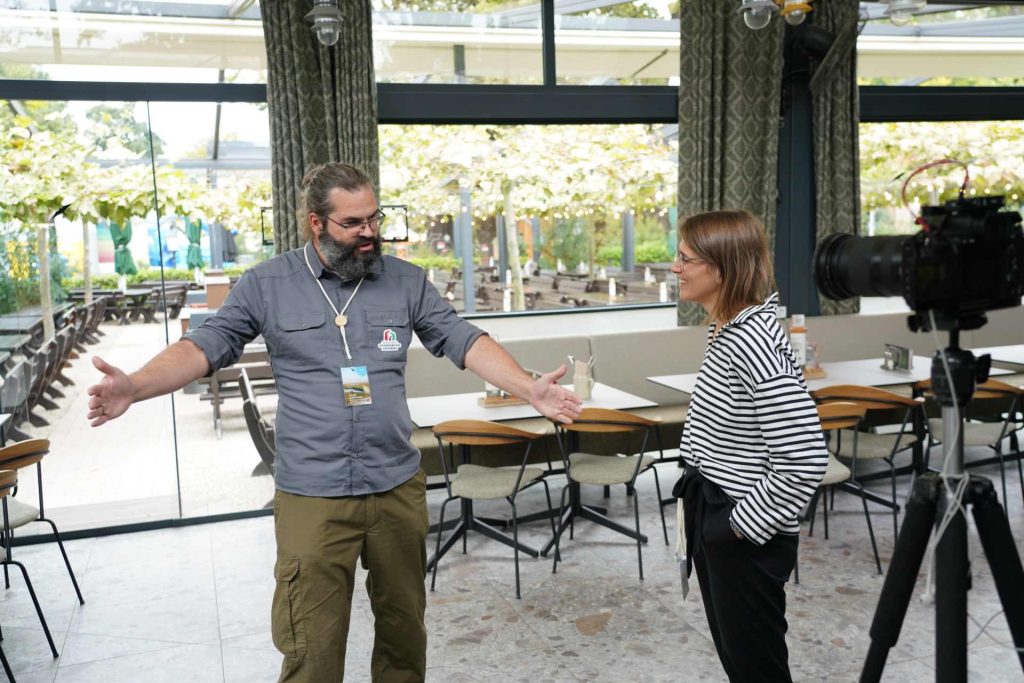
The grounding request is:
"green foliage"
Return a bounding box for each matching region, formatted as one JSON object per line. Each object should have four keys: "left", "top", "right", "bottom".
{"left": 595, "top": 241, "right": 672, "bottom": 266}
{"left": 406, "top": 255, "right": 460, "bottom": 270}
{"left": 85, "top": 103, "right": 164, "bottom": 156}
{"left": 0, "top": 228, "right": 68, "bottom": 315}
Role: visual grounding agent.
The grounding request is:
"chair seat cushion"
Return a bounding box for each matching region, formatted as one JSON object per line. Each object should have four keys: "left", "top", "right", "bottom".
{"left": 834, "top": 430, "right": 918, "bottom": 460}
{"left": 928, "top": 418, "right": 1017, "bottom": 448}
{"left": 4, "top": 497, "right": 40, "bottom": 528}
{"left": 451, "top": 465, "right": 545, "bottom": 500}
{"left": 820, "top": 454, "right": 851, "bottom": 487}
{"left": 568, "top": 452, "right": 655, "bottom": 486}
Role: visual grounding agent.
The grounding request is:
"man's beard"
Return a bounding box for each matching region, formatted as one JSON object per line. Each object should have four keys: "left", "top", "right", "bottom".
{"left": 318, "top": 231, "right": 383, "bottom": 280}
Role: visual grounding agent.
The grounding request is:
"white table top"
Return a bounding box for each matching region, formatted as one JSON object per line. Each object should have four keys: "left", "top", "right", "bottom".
{"left": 972, "top": 345, "right": 1024, "bottom": 367}
{"left": 407, "top": 382, "right": 656, "bottom": 428}
{"left": 648, "top": 356, "right": 1012, "bottom": 395}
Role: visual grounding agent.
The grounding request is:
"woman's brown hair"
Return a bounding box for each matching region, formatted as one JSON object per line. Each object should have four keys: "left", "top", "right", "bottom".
{"left": 678, "top": 210, "right": 776, "bottom": 324}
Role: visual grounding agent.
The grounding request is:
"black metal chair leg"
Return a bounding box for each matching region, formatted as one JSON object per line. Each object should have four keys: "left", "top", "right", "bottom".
{"left": 41, "top": 518, "right": 84, "bottom": 605}
{"left": 5, "top": 560, "right": 57, "bottom": 658}
{"left": 858, "top": 484, "right": 882, "bottom": 575}
{"left": 633, "top": 491, "right": 644, "bottom": 581}
{"left": 0, "top": 639, "right": 13, "bottom": 682}
{"left": 889, "top": 459, "right": 899, "bottom": 540}
{"left": 552, "top": 485, "right": 570, "bottom": 574}
{"left": 431, "top": 497, "right": 454, "bottom": 592}
{"left": 808, "top": 489, "right": 821, "bottom": 537}
{"left": 510, "top": 498, "right": 521, "bottom": 599}
{"left": 823, "top": 486, "right": 832, "bottom": 539}
{"left": 651, "top": 467, "right": 669, "bottom": 545}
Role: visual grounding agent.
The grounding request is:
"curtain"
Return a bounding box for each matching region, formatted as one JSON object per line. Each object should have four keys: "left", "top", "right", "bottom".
{"left": 677, "top": 3, "right": 785, "bottom": 326}
{"left": 261, "top": 0, "right": 380, "bottom": 253}
{"left": 810, "top": 0, "right": 862, "bottom": 315}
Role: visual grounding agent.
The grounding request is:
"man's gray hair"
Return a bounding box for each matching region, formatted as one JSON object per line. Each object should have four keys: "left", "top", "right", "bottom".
{"left": 297, "top": 163, "right": 373, "bottom": 240}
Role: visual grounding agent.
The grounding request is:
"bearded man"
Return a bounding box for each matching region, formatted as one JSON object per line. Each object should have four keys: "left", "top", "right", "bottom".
{"left": 86, "top": 163, "right": 581, "bottom": 683}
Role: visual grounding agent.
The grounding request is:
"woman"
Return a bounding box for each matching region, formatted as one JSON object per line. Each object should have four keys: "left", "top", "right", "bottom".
{"left": 671, "top": 210, "right": 827, "bottom": 682}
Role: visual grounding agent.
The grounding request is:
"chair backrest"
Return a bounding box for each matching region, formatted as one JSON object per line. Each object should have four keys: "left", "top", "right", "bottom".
{"left": 812, "top": 384, "right": 921, "bottom": 412}
{"left": 239, "top": 368, "right": 276, "bottom": 471}
{"left": 0, "top": 469, "right": 16, "bottom": 498}
{"left": 1, "top": 360, "right": 29, "bottom": 410}
{"left": 0, "top": 439, "right": 49, "bottom": 471}
{"left": 432, "top": 419, "right": 544, "bottom": 447}
{"left": 554, "top": 407, "right": 661, "bottom": 434}
{"left": 817, "top": 402, "right": 866, "bottom": 432}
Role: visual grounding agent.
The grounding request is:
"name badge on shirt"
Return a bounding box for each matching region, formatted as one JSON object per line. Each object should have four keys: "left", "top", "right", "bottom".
{"left": 340, "top": 365, "right": 373, "bottom": 406}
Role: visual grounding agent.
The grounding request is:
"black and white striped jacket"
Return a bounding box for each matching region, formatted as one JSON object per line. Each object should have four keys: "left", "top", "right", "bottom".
{"left": 680, "top": 293, "right": 827, "bottom": 545}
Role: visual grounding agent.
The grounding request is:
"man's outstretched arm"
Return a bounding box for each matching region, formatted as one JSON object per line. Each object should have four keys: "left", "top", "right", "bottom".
{"left": 87, "top": 340, "right": 211, "bottom": 427}
{"left": 464, "top": 335, "right": 582, "bottom": 424}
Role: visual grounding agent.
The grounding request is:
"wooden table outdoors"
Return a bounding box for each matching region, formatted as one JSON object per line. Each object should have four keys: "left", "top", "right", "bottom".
{"left": 0, "top": 334, "right": 32, "bottom": 355}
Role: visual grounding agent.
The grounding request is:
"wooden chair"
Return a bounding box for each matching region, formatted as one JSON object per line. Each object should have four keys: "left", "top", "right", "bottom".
{"left": 812, "top": 385, "right": 926, "bottom": 540}
{"left": 430, "top": 420, "right": 555, "bottom": 599}
{"left": 0, "top": 439, "right": 84, "bottom": 606}
{"left": 549, "top": 407, "right": 668, "bottom": 581}
{"left": 0, "top": 468, "right": 59, "bottom": 660}
{"left": 915, "top": 377, "right": 1024, "bottom": 507}
{"left": 0, "top": 360, "right": 32, "bottom": 443}
{"left": 808, "top": 402, "right": 882, "bottom": 574}
{"left": 239, "top": 368, "right": 276, "bottom": 478}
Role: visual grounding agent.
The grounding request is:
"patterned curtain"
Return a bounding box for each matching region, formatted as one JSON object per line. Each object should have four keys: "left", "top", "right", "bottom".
{"left": 676, "top": 3, "right": 785, "bottom": 326}
{"left": 261, "top": 0, "right": 380, "bottom": 253}
{"left": 810, "top": 0, "right": 861, "bottom": 315}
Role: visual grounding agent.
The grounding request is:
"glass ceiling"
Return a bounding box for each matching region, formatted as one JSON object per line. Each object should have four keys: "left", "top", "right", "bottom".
{"left": 1, "top": 1, "right": 1023, "bottom": 85}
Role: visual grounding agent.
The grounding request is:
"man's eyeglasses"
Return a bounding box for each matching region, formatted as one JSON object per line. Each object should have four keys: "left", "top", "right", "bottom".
{"left": 323, "top": 209, "right": 386, "bottom": 233}
{"left": 675, "top": 252, "right": 706, "bottom": 267}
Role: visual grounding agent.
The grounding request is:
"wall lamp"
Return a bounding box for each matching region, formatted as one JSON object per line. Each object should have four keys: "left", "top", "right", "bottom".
{"left": 306, "top": 0, "right": 344, "bottom": 47}
{"left": 738, "top": 0, "right": 814, "bottom": 31}
{"left": 884, "top": 0, "right": 927, "bottom": 26}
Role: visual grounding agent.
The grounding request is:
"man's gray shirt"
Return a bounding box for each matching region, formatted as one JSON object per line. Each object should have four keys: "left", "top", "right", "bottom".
{"left": 184, "top": 245, "right": 485, "bottom": 497}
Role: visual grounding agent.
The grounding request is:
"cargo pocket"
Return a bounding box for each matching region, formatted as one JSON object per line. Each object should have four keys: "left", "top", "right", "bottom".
{"left": 272, "top": 557, "right": 308, "bottom": 661}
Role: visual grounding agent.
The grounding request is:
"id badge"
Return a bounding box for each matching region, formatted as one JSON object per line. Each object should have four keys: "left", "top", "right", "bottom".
{"left": 340, "top": 365, "right": 372, "bottom": 406}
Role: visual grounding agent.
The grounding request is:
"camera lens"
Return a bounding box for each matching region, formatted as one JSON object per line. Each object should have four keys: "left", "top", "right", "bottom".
{"left": 813, "top": 233, "right": 908, "bottom": 300}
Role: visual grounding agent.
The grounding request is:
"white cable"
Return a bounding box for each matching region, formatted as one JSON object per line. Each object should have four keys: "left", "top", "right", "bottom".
{"left": 920, "top": 311, "right": 970, "bottom": 606}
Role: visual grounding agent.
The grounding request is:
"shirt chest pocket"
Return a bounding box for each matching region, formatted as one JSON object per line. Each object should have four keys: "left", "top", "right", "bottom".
{"left": 365, "top": 310, "right": 410, "bottom": 363}
{"left": 274, "top": 311, "right": 327, "bottom": 367}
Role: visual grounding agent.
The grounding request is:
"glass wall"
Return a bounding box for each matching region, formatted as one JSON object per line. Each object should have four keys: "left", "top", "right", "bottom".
{"left": 859, "top": 121, "right": 1024, "bottom": 236}
{"left": 858, "top": 5, "right": 1024, "bottom": 85}
{"left": 372, "top": 0, "right": 543, "bottom": 84}
{"left": 0, "top": 95, "right": 275, "bottom": 529}
{"left": 555, "top": 0, "right": 679, "bottom": 86}
{"left": 379, "top": 123, "right": 679, "bottom": 313}
{"left": 0, "top": 0, "right": 265, "bottom": 83}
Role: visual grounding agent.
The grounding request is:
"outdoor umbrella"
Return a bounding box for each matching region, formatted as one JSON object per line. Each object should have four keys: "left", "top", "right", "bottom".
{"left": 110, "top": 221, "right": 137, "bottom": 276}
{"left": 185, "top": 218, "right": 204, "bottom": 270}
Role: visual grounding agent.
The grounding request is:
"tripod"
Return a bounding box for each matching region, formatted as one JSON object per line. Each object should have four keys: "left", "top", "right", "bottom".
{"left": 861, "top": 332, "right": 1024, "bottom": 682}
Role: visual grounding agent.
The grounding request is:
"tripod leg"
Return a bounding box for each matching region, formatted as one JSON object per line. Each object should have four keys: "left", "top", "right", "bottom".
{"left": 861, "top": 473, "right": 941, "bottom": 683}
{"left": 934, "top": 485, "right": 968, "bottom": 683}
{"left": 969, "top": 477, "right": 1024, "bottom": 673}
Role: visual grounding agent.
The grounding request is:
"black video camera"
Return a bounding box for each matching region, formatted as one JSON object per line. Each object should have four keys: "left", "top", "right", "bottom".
{"left": 814, "top": 196, "right": 1024, "bottom": 332}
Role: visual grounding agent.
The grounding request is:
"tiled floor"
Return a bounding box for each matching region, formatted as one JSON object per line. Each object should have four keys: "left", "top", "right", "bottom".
{"left": 3, "top": 455, "right": 1024, "bottom": 682}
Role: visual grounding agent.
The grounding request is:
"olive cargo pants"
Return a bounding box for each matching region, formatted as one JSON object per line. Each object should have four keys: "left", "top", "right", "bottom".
{"left": 272, "top": 470, "right": 429, "bottom": 682}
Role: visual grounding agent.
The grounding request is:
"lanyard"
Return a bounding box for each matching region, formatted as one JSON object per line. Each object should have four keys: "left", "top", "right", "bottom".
{"left": 303, "top": 242, "right": 364, "bottom": 362}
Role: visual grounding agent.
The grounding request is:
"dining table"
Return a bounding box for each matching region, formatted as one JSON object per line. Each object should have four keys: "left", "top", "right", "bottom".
{"left": 410, "top": 382, "right": 657, "bottom": 569}
{"left": 647, "top": 356, "right": 1013, "bottom": 396}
